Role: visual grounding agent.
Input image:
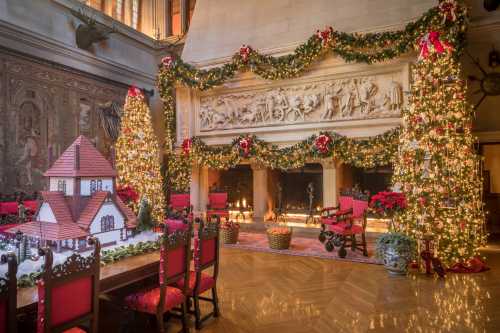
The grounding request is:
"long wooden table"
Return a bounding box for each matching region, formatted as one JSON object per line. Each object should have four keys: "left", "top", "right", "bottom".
{"left": 17, "top": 251, "right": 160, "bottom": 311}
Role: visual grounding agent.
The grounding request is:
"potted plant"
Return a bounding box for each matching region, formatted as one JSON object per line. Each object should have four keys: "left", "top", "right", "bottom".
{"left": 375, "top": 232, "right": 416, "bottom": 275}
{"left": 220, "top": 220, "right": 240, "bottom": 244}
{"left": 267, "top": 226, "right": 292, "bottom": 250}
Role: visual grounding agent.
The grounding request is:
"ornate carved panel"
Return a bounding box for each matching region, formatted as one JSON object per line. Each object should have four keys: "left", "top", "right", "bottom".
{"left": 0, "top": 50, "right": 127, "bottom": 193}
{"left": 197, "top": 71, "right": 405, "bottom": 133}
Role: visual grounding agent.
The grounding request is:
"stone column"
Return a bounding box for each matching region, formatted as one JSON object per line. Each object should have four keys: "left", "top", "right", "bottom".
{"left": 190, "top": 164, "right": 200, "bottom": 215}
{"left": 199, "top": 166, "right": 209, "bottom": 217}
{"left": 251, "top": 163, "right": 268, "bottom": 222}
{"left": 321, "top": 159, "right": 338, "bottom": 208}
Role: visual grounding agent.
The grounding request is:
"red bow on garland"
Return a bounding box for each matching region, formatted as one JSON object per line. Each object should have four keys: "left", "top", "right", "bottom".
{"left": 182, "top": 138, "right": 192, "bottom": 155}
{"left": 239, "top": 45, "right": 252, "bottom": 62}
{"left": 316, "top": 26, "right": 334, "bottom": 47}
{"left": 238, "top": 137, "right": 252, "bottom": 157}
{"left": 439, "top": 0, "right": 458, "bottom": 23}
{"left": 128, "top": 86, "right": 144, "bottom": 99}
{"left": 418, "top": 31, "right": 453, "bottom": 61}
{"left": 314, "top": 134, "right": 332, "bottom": 154}
{"left": 161, "top": 55, "right": 174, "bottom": 68}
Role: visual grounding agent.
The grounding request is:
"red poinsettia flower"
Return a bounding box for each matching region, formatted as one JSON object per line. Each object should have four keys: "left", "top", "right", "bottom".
{"left": 316, "top": 26, "right": 334, "bottom": 46}
{"left": 369, "top": 191, "right": 406, "bottom": 217}
{"left": 161, "top": 55, "right": 174, "bottom": 68}
{"left": 439, "top": 0, "right": 458, "bottom": 23}
{"left": 238, "top": 136, "right": 252, "bottom": 157}
{"left": 128, "top": 86, "right": 143, "bottom": 99}
{"left": 239, "top": 45, "right": 252, "bottom": 62}
{"left": 314, "top": 134, "right": 332, "bottom": 154}
{"left": 117, "top": 185, "right": 139, "bottom": 204}
{"left": 182, "top": 138, "right": 192, "bottom": 155}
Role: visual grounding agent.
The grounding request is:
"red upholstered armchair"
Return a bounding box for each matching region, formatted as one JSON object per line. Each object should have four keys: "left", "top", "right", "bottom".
{"left": 318, "top": 195, "right": 353, "bottom": 247}
{"left": 206, "top": 192, "right": 229, "bottom": 220}
{"left": 124, "top": 223, "right": 192, "bottom": 333}
{"left": 169, "top": 194, "right": 193, "bottom": 220}
{"left": 174, "top": 218, "right": 220, "bottom": 330}
{"left": 326, "top": 199, "right": 369, "bottom": 258}
{"left": 37, "top": 238, "right": 101, "bottom": 333}
{"left": 0, "top": 253, "right": 17, "bottom": 333}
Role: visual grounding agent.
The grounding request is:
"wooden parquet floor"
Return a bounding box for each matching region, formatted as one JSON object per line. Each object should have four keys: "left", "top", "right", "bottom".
{"left": 100, "top": 243, "right": 500, "bottom": 333}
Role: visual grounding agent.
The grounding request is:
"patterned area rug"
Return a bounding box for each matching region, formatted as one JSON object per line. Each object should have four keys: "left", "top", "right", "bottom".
{"left": 223, "top": 232, "right": 381, "bottom": 264}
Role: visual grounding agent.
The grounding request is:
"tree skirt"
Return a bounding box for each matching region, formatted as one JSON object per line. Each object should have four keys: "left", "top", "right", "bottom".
{"left": 223, "top": 232, "right": 381, "bottom": 264}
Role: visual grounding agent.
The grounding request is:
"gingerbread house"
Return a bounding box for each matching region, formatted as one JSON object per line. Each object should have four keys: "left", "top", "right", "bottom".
{"left": 9, "top": 135, "right": 137, "bottom": 251}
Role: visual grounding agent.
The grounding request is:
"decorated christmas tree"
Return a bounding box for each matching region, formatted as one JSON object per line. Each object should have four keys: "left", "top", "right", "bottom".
{"left": 393, "top": 39, "right": 486, "bottom": 265}
{"left": 115, "top": 86, "right": 166, "bottom": 223}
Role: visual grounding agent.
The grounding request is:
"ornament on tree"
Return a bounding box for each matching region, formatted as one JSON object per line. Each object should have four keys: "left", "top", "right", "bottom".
{"left": 182, "top": 138, "right": 192, "bottom": 155}
{"left": 128, "top": 86, "right": 144, "bottom": 99}
{"left": 314, "top": 134, "right": 332, "bottom": 154}
{"left": 439, "top": 0, "right": 458, "bottom": 23}
{"left": 161, "top": 55, "right": 174, "bottom": 68}
{"left": 316, "top": 26, "right": 334, "bottom": 47}
{"left": 239, "top": 45, "right": 252, "bottom": 62}
{"left": 418, "top": 31, "right": 453, "bottom": 61}
{"left": 238, "top": 136, "right": 252, "bottom": 157}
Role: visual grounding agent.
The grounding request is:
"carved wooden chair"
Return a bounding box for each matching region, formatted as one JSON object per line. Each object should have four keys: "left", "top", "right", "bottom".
{"left": 174, "top": 218, "right": 220, "bottom": 330}
{"left": 0, "top": 253, "right": 17, "bottom": 333}
{"left": 206, "top": 193, "right": 229, "bottom": 220}
{"left": 124, "top": 224, "right": 192, "bottom": 333}
{"left": 326, "top": 199, "right": 369, "bottom": 258}
{"left": 37, "top": 238, "right": 101, "bottom": 333}
{"left": 163, "top": 218, "right": 189, "bottom": 234}
{"left": 168, "top": 194, "right": 193, "bottom": 221}
{"left": 319, "top": 195, "right": 353, "bottom": 250}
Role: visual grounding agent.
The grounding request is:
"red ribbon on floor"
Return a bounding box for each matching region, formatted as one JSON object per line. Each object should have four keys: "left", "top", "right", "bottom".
{"left": 448, "top": 256, "right": 490, "bottom": 273}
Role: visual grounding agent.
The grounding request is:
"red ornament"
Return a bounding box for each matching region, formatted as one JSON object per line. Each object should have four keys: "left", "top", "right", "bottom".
{"left": 439, "top": 0, "right": 458, "bottom": 23}
{"left": 316, "top": 26, "right": 334, "bottom": 46}
{"left": 418, "top": 31, "right": 453, "bottom": 61}
{"left": 314, "top": 134, "right": 332, "bottom": 154}
{"left": 161, "top": 55, "right": 174, "bottom": 68}
{"left": 128, "top": 86, "right": 143, "bottom": 99}
{"left": 182, "top": 138, "right": 192, "bottom": 155}
{"left": 238, "top": 136, "right": 252, "bottom": 157}
{"left": 239, "top": 45, "right": 252, "bottom": 62}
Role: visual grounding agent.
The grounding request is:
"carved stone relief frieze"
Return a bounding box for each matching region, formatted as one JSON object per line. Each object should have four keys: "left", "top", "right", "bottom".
{"left": 198, "top": 72, "right": 404, "bottom": 132}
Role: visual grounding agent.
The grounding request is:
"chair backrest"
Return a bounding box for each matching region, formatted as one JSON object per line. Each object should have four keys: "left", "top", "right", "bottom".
{"left": 164, "top": 219, "right": 189, "bottom": 234}
{"left": 159, "top": 222, "right": 192, "bottom": 286}
{"left": 0, "top": 253, "right": 17, "bottom": 333}
{"left": 208, "top": 193, "right": 228, "bottom": 210}
{"left": 170, "top": 194, "right": 190, "bottom": 210}
{"left": 339, "top": 196, "right": 353, "bottom": 211}
{"left": 194, "top": 218, "right": 220, "bottom": 277}
{"left": 37, "top": 238, "right": 100, "bottom": 333}
{"left": 352, "top": 199, "right": 369, "bottom": 220}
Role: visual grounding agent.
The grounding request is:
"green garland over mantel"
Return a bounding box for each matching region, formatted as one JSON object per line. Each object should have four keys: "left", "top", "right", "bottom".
{"left": 157, "top": 0, "right": 468, "bottom": 194}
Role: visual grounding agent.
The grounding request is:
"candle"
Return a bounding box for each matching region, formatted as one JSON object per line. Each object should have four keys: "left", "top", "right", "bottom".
{"left": 242, "top": 198, "right": 247, "bottom": 208}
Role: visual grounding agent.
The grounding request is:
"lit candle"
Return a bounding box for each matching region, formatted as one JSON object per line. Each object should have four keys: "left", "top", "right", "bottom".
{"left": 242, "top": 198, "right": 247, "bottom": 208}
{"left": 236, "top": 200, "right": 240, "bottom": 208}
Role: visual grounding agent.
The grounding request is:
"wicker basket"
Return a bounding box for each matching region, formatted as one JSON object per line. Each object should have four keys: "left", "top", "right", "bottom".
{"left": 221, "top": 228, "right": 239, "bottom": 244}
{"left": 267, "top": 230, "right": 292, "bottom": 250}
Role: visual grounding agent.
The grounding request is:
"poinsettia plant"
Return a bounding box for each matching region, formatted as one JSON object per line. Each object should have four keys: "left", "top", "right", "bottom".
{"left": 237, "top": 136, "right": 253, "bottom": 157}
{"left": 117, "top": 185, "right": 139, "bottom": 205}
{"left": 369, "top": 191, "right": 406, "bottom": 217}
{"left": 313, "top": 133, "right": 333, "bottom": 155}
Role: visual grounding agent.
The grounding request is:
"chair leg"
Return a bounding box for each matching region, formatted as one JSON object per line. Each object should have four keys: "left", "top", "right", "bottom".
{"left": 338, "top": 236, "right": 347, "bottom": 258}
{"left": 362, "top": 232, "right": 368, "bottom": 256}
{"left": 156, "top": 312, "right": 165, "bottom": 333}
{"left": 193, "top": 294, "right": 202, "bottom": 330}
{"left": 212, "top": 286, "right": 220, "bottom": 317}
{"left": 181, "top": 301, "right": 190, "bottom": 333}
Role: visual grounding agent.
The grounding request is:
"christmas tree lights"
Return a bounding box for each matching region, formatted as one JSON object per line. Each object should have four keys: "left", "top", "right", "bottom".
{"left": 115, "top": 87, "right": 166, "bottom": 223}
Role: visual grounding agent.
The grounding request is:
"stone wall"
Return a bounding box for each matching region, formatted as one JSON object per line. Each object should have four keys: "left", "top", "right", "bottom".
{"left": 0, "top": 49, "right": 127, "bottom": 193}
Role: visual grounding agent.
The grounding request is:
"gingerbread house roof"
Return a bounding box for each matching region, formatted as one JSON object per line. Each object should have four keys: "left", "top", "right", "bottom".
{"left": 115, "top": 196, "right": 138, "bottom": 228}
{"left": 8, "top": 221, "right": 88, "bottom": 241}
{"left": 44, "top": 135, "right": 117, "bottom": 177}
{"left": 40, "top": 191, "right": 75, "bottom": 225}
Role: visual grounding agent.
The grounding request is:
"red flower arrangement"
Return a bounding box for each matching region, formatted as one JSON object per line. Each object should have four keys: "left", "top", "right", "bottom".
{"left": 161, "top": 55, "right": 174, "bottom": 68}
{"left": 438, "top": 0, "right": 458, "bottom": 23}
{"left": 369, "top": 191, "right": 406, "bottom": 217}
{"left": 418, "top": 31, "right": 453, "bottom": 61}
{"left": 238, "top": 136, "right": 253, "bottom": 157}
{"left": 182, "top": 138, "right": 192, "bottom": 155}
{"left": 127, "top": 86, "right": 143, "bottom": 99}
{"left": 316, "top": 26, "right": 334, "bottom": 46}
{"left": 117, "top": 185, "right": 139, "bottom": 205}
{"left": 239, "top": 45, "right": 252, "bottom": 62}
{"left": 314, "top": 134, "right": 332, "bottom": 154}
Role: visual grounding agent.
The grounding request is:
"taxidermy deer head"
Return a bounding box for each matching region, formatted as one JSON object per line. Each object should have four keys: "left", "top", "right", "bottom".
{"left": 70, "top": 8, "right": 115, "bottom": 50}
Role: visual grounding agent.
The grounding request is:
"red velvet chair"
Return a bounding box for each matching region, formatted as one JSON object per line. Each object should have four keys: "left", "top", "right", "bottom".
{"left": 174, "top": 218, "right": 220, "bottom": 330}
{"left": 37, "top": 238, "right": 100, "bottom": 333}
{"left": 318, "top": 195, "right": 353, "bottom": 247}
{"left": 169, "top": 194, "right": 193, "bottom": 220}
{"left": 327, "top": 199, "right": 369, "bottom": 258}
{"left": 163, "top": 218, "right": 189, "bottom": 234}
{"left": 124, "top": 223, "right": 192, "bottom": 333}
{"left": 0, "top": 253, "right": 17, "bottom": 333}
{"left": 206, "top": 193, "right": 229, "bottom": 220}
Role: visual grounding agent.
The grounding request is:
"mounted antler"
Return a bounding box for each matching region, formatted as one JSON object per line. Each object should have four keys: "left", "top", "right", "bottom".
{"left": 70, "top": 7, "right": 115, "bottom": 50}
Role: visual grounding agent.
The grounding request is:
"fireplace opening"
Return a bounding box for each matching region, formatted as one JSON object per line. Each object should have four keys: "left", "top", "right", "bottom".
{"left": 276, "top": 163, "right": 323, "bottom": 214}
{"left": 212, "top": 164, "right": 253, "bottom": 209}
{"left": 351, "top": 165, "right": 393, "bottom": 195}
